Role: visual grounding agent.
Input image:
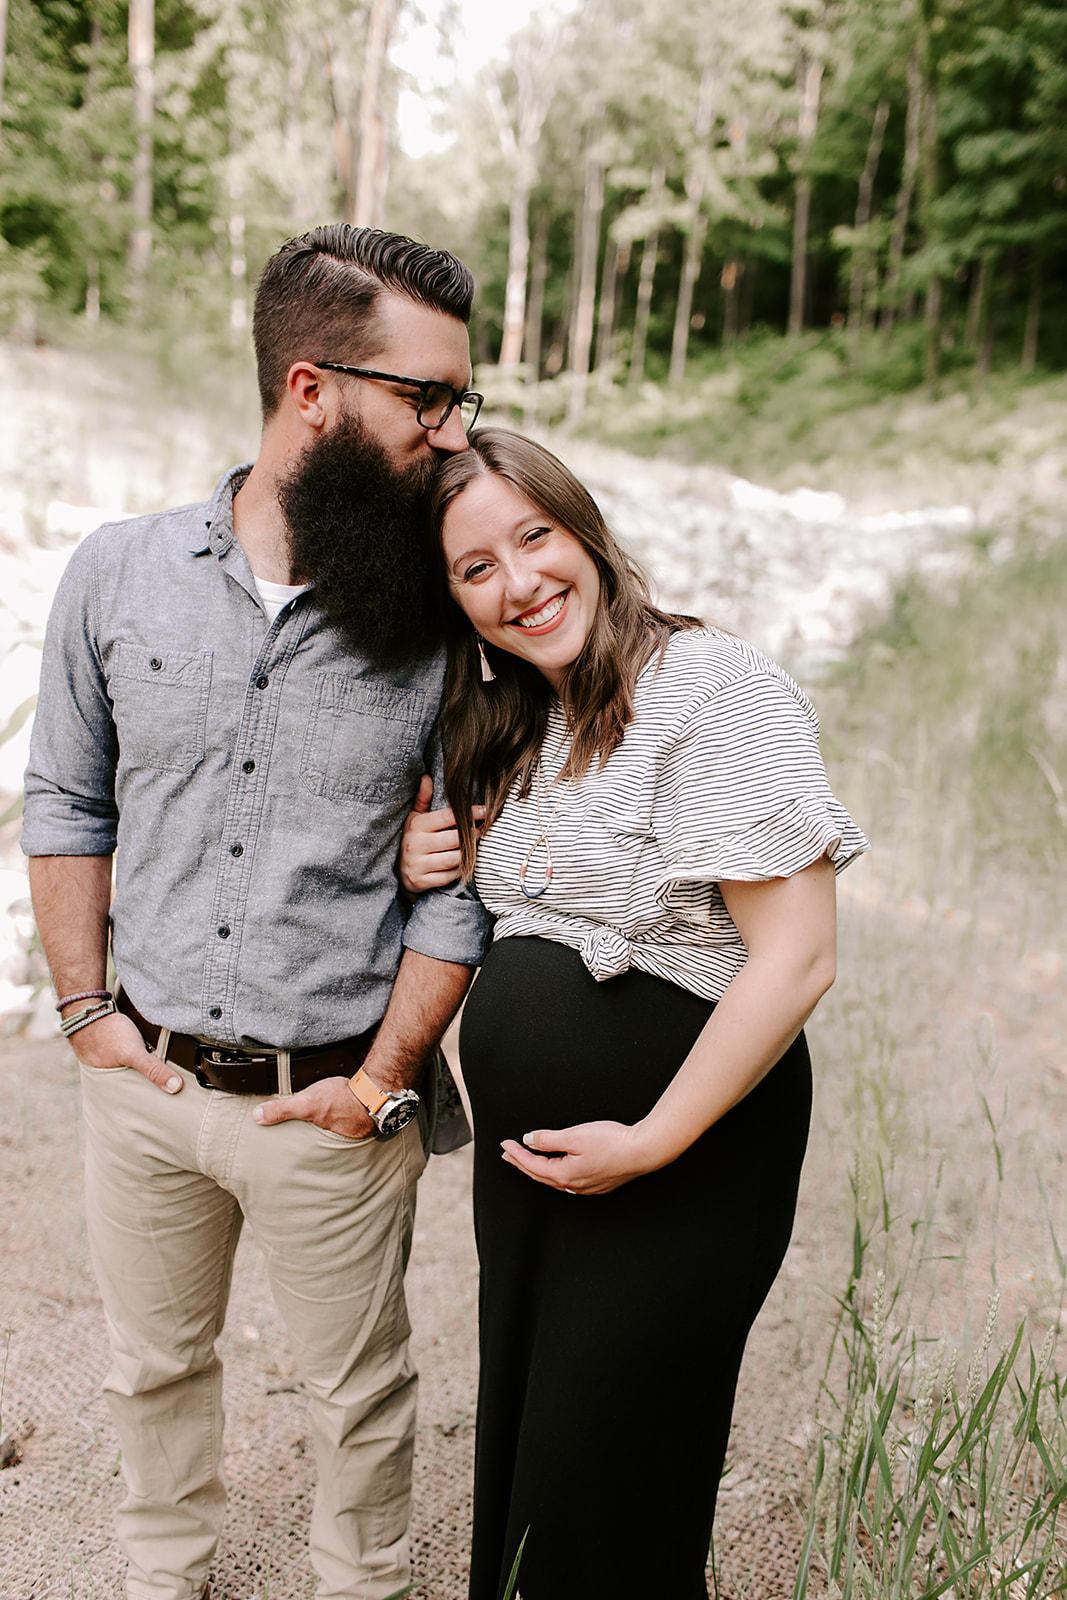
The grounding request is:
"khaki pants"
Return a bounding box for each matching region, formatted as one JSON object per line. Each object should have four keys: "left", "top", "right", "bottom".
{"left": 79, "top": 1055, "right": 427, "bottom": 1600}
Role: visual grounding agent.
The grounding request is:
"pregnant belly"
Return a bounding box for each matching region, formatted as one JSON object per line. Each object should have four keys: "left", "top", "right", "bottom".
{"left": 458, "top": 935, "right": 713, "bottom": 1142}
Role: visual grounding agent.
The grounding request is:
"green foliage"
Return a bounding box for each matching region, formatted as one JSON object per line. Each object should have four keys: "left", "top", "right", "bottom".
{"left": 2, "top": 0, "right": 1066, "bottom": 380}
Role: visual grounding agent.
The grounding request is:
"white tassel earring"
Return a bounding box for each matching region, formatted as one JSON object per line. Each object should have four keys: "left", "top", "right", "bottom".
{"left": 476, "top": 636, "right": 496, "bottom": 683}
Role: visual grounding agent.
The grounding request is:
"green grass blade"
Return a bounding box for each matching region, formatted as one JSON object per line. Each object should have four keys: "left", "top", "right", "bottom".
{"left": 502, "top": 1529, "right": 529, "bottom": 1600}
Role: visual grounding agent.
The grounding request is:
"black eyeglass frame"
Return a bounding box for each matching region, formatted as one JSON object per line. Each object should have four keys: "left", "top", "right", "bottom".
{"left": 315, "top": 363, "right": 483, "bottom": 434}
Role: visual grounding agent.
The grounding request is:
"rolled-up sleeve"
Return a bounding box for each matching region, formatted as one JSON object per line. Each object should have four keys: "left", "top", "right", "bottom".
{"left": 401, "top": 713, "right": 493, "bottom": 966}
{"left": 21, "top": 538, "right": 120, "bottom": 857}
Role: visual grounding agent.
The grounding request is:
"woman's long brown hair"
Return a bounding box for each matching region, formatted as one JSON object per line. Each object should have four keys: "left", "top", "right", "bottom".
{"left": 430, "top": 429, "right": 701, "bottom": 879}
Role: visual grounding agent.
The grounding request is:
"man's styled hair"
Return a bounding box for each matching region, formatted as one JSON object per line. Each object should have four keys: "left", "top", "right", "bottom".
{"left": 251, "top": 224, "right": 476, "bottom": 420}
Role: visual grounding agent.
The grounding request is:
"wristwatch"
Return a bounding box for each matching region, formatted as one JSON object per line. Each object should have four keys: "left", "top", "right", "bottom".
{"left": 347, "top": 1067, "right": 420, "bottom": 1141}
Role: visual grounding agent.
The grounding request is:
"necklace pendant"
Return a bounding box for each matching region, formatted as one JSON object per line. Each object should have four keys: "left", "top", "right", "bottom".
{"left": 518, "top": 839, "right": 553, "bottom": 900}
{"left": 517, "top": 736, "right": 568, "bottom": 901}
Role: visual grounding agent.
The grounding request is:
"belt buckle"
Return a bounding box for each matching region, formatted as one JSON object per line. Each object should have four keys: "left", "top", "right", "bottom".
{"left": 199, "top": 1046, "right": 273, "bottom": 1069}
{"left": 194, "top": 1044, "right": 276, "bottom": 1092}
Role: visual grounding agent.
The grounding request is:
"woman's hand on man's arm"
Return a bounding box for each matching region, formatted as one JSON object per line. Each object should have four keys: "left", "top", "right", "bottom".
{"left": 399, "top": 774, "right": 484, "bottom": 893}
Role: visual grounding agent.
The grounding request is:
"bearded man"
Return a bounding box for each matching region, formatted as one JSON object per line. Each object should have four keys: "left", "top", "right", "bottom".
{"left": 22, "top": 225, "right": 492, "bottom": 1600}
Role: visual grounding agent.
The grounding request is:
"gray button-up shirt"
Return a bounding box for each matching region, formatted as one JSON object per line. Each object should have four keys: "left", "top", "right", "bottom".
{"left": 22, "top": 466, "right": 491, "bottom": 1049}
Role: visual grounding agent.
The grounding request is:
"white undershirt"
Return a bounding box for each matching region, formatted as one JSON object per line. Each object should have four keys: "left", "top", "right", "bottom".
{"left": 252, "top": 574, "right": 309, "bottom": 624}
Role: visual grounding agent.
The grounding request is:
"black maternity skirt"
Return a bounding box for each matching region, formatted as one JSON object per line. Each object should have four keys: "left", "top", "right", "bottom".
{"left": 460, "top": 936, "right": 813, "bottom": 1600}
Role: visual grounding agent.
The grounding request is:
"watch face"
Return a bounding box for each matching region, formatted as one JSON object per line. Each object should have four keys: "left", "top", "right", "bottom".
{"left": 375, "top": 1093, "right": 420, "bottom": 1139}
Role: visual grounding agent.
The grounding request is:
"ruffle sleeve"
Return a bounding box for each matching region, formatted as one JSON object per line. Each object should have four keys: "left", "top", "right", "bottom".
{"left": 650, "top": 667, "right": 869, "bottom": 920}
{"left": 654, "top": 795, "right": 869, "bottom": 920}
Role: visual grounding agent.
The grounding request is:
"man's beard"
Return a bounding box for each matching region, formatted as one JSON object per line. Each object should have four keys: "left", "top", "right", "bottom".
{"left": 278, "top": 408, "right": 442, "bottom": 667}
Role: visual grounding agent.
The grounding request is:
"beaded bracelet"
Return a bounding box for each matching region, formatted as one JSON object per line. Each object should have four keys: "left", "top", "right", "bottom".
{"left": 59, "top": 998, "right": 118, "bottom": 1038}
{"left": 56, "top": 988, "right": 112, "bottom": 1013}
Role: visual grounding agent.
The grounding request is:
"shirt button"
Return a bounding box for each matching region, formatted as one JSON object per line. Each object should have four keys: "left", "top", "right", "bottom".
{"left": 230, "top": 842, "right": 244, "bottom": 857}
{"left": 242, "top": 759, "right": 255, "bottom": 773}
{"left": 149, "top": 657, "right": 163, "bottom": 671}
{"left": 209, "top": 1006, "right": 222, "bottom": 1020}
{"left": 255, "top": 675, "right": 269, "bottom": 690}
{"left": 217, "top": 925, "right": 231, "bottom": 939}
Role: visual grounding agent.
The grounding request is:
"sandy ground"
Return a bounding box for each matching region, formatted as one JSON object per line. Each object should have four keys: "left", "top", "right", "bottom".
{"left": 0, "top": 1030, "right": 824, "bottom": 1600}
{"left": 2, "top": 880, "right": 1064, "bottom": 1600}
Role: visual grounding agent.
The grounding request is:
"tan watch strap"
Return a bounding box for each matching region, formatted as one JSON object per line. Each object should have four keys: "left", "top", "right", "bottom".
{"left": 347, "top": 1067, "right": 389, "bottom": 1115}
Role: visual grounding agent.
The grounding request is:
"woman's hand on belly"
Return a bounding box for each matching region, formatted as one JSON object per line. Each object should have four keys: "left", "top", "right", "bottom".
{"left": 501, "top": 1120, "right": 656, "bottom": 1195}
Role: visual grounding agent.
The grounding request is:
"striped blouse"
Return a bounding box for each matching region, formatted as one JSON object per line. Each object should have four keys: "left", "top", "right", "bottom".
{"left": 473, "top": 628, "right": 870, "bottom": 1002}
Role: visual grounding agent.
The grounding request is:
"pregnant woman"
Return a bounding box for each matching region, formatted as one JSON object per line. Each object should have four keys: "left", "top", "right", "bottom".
{"left": 402, "top": 428, "right": 869, "bottom": 1599}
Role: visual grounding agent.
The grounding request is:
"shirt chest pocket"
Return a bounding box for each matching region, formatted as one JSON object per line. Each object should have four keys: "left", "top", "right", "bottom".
{"left": 300, "top": 673, "right": 427, "bottom": 804}
{"left": 109, "top": 644, "right": 213, "bottom": 773}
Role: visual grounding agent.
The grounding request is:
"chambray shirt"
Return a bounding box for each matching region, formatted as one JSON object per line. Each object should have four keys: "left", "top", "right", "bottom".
{"left": 22, "top": 466, "right": 492, "bottom": 1050}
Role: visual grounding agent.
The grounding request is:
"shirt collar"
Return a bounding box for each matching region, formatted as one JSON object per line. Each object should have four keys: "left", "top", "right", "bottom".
{"left": 190, "top": 464, "right": 254, "bottom": 557}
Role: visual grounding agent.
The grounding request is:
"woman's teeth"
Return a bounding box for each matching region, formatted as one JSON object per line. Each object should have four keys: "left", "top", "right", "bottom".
{"left": 516, "top": 592, "right": 567, "bottom": 628}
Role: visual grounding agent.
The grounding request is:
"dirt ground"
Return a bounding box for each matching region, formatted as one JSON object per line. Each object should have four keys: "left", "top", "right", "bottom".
{"left": 1, "top": 882, "right": 1065, "bottom": 1600}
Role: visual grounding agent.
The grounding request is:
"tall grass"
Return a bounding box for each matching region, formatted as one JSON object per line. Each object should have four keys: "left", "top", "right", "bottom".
{"left": 792, "top": 1151, "right": 1067, "bottom": 1599}
{"left": 788, "top": 525, "right": 1067, "bottom": 1600}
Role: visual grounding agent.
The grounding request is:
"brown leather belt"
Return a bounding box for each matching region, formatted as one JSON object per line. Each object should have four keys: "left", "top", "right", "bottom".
{"left": 117, "top": 990, "right": 378, "bottom": 1095}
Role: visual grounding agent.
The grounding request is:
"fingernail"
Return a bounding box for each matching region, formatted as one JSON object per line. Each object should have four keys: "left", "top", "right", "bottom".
{"left": 253, "top": 1107, "right": 264, "bottom": 1123}
{"left": 166, "top": 1076, "right": 182, "bottom": 1093}
{"left": 522, "top": 1132, "right": 535, "bottom": 1146}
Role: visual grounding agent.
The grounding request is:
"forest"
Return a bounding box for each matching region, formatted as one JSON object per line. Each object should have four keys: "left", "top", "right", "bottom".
{"left": 1, "top": 0, "right": 1065, "bottom": 411}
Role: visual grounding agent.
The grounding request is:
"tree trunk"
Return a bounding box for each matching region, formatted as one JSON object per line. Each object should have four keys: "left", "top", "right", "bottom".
{"left": 1021, "top": 252, "right": 1043, "bottom": 372}
{"left": 322, "top": 32, "right": 355, "bottom": 222}
{"left": 740, "top": 253, "right": 757, "bottom": 338}
{"left": 670, "top": 66, "right": 715, "bottom": 384}
{"left": 285, "top": 34, "right": 312, "bottom": 223}
{"left": 978, "top": 247, "right": 1015, "bottom": 375}
{"left": 0, "top": 0, "right": 10, "bottom": 136}
{"left": 628, "top": 162, "right": 665, "bottom": 390}
{"left": 546, "top": 215, "right": 576, "bottom": 379}
{"left": 788, "top": 55, "right": 823, "bottom": 337}
{"left": 522, "top": 212, "right": 548, "bottom": 428}
{"left": 599, "top": 239, "right": 630, "bottom": 375}
{"left": 567, "top": 112, "right": 605, "bottom": 422}
{"left": 881, "top": 48, "right": 921, "bottom": 337}
{"left": 127, "top": 0, "right": 154, "bottom": 308}
{"left": 228, "top": 160, "right": 247, "bottom": 340}
{"left": 919, "top": 53, "right": 940, "bottom": 386}
{"left": 848, "top": 97, "right": 890, "bottom": 354}
{"left": 721, "top": 260, "right": 741, "bottom": 349}
{"left": 499, "top": 163, "right": 532, "bottom": 365}
{"left": 670, "top": 217, "right": 707, "bottom": 382}
{"left": 87, "top": 10, "right": 103, "bottom": 96}
{"left": 964, "top": 252, "right": 990, "bottom": 350}
{"left": 594, "top": 236, "right": 620, "bottom": 374}
{"left": 490, "top": 59, "right": 552, "bottom": 369}
{"left": 976, "top": 266, "right": 996, "bottom": 375}
{"left": 85, "top": 255, "right": 100, "bottom": 326}
{"left": 524, "top": 212, "right": 547, "bottom": 377}
{"left": 83, "top": 11, "right": 103, "bottom": 320}
{"left": 354, "top": 0, "right": 395, "bottom": 228}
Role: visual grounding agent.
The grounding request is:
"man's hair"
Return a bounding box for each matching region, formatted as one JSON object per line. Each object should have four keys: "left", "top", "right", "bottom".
{"left": 251, "top": 224, "right": 475, "bottom": 420}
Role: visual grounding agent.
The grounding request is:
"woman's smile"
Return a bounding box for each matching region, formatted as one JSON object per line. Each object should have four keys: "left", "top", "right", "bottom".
{"left": 442, "top": 474, "right": 600, "bottom": 689}
{"left": 510, "top": 589, "right": 570, "bottom": 631}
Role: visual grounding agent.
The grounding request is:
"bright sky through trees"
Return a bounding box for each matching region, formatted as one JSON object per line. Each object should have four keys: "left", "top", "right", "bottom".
{"left": 394, "top": 0, "right": 579, "bottom": 156}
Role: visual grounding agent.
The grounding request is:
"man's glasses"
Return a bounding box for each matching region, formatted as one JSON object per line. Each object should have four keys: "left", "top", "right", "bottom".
{"left": 315, "top": 363, "right": 483, "bottom": 434}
